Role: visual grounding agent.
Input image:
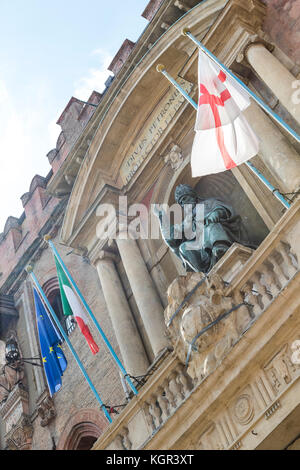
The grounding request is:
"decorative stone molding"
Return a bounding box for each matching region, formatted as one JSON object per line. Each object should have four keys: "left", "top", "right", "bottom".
{"left": 174, "top": 1, "right": 189, "bottom": 13}
{"left": 89, "top": 247, "right": 119, "bottom": 268}
{"left": 5, "top": 414, "right": 33, "bottom": 450}
{"left": 57, "top": 408, "right": 108, "bottom": 450}
{"left": 92, "top": 200, "right": 300, "bottom": 451}
{"left": 0, "top": 385, "right": 33, "bottom": 450}
{"left": 265, "top": 401, "right": 280, "bottom": 420}
{"left": 37, "top": 394, "right": 56, "bottom": 427}
{"left": 233, "top": 394, "right": 255, "bottom": 425}
{"left": 163, "top": 144, "right": 184, "bottom": 171}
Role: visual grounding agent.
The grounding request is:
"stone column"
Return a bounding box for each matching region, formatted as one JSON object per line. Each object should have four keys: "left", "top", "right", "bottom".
{"left": 246, "top": 43, "right": 300, "bottom": 123}
{"left": 94, "top": 251, "right": 149, "bottom": 377}
{"left": 243, "top": 102, "right": 300, "bottom": 192}
{"left": 116, "top": 237, "right": 168, "bottom": 357}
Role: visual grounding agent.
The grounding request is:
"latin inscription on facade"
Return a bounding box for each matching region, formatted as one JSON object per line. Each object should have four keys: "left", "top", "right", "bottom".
{"left": 120, "top": 77, "right": 193, "bottom": 184}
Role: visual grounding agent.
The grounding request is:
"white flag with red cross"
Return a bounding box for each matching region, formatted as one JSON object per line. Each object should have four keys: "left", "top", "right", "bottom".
{"left": 191, "top": 50, "right": 260, "bottom": 177}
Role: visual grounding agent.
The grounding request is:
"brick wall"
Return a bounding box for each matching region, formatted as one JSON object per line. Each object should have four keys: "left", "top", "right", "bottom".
{"left": 263, "top": 0, "right": 300, "bottom": 64}
{"left": 16, "top": 238, "right": 125, "bottom": 450}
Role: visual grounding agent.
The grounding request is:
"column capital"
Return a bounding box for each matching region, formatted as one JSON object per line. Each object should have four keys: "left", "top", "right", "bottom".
{"left": 244, "top": 39, "right": 274, "bottom": 62}
{"left": 89, "top": 248, "right": 119, "bottom": 267}
{"left": 236, "top": 36, "right": 274, "bottom": 65}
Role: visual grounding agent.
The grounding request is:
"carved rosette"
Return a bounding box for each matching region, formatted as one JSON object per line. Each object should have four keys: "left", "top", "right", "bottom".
{"left": 233, "top": 394, "right": 255, "bottom": 425}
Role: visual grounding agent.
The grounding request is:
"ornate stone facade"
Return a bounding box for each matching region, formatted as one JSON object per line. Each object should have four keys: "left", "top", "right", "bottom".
{"left": 0, "top": 0, "right": 300, "bottom": 451}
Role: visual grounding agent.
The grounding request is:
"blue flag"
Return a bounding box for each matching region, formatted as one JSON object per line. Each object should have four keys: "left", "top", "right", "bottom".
{"left": 33, "top": 288, "right": 67, "bottom": 396}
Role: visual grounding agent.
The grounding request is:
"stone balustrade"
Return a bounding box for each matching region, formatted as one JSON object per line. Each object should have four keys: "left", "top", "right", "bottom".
{"left": 92, "top": 354, "right": 193, "bottom": 450}
{"left": 92, "top": 199, "right": 300, "bottom": 451}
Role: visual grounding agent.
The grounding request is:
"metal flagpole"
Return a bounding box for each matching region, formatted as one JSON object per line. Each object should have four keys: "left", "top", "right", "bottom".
{"left": 26, "top": 266, "right": 113, "bottom": 424}
{"left": 45, "top": 237, "right": 139, "bottom": 397}
{"left": 156, "top": 65, "right": 291, "bottom": 210}
{"left": 182, "top": 28, "right": 300, "bottom": 145}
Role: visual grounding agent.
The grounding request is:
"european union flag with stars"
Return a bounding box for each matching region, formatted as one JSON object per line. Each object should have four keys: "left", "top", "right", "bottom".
{"left": 33, "top": 288, "right": 67, "bottom": 396}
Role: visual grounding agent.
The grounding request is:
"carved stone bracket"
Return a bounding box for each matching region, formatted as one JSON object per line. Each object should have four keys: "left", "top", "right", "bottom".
{"left": 37, "top": 393, "right": 56, "bottom": 427}
{"left": 164, "top": 245, "right": 254, "bottom": 382}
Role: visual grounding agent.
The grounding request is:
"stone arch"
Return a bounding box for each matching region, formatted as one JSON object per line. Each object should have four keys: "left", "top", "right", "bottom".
{"left": 42, "top": 276, "right": 76, "bottom": 336}
{"left": 42, "top": 277, "right": 60, "bottom": 304}
{"left": 56, "top": 408, "right": 107, "bottom": 450}
{"left": 60, "top": 0, "right": 227, "bottom": 245}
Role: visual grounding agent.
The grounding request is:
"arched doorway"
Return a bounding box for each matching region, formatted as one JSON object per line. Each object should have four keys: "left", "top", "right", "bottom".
{"left": 64, "top": 422, "right": 100, "bottom": 450}
{"left": 42, "top": 277, "right": 76, "bottom": 336}
{"left": 57, "top": 409, "right": 107, "bottom": 450}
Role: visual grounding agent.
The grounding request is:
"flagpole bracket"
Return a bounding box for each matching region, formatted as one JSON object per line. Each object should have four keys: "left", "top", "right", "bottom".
{"left": 181, "top": 27, "right": 191, "bottom": 36}
{"left": 44, "top": 234, "right": 52, "bottom": 242}
{"left": 26, "top": 265, "right": 33, "bottom": 273}
{"left": 156, "top": 63, "right": 165, "bottom": 73}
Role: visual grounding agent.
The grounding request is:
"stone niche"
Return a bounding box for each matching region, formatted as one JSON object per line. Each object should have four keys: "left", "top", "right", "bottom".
{"left": 194, "top": 170, "right": 269, "bottom": 248}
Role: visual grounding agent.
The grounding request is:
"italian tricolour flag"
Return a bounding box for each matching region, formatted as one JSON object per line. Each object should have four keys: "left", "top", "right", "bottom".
{"left": 55, "top": 257, "right": 99, "bottom": 355}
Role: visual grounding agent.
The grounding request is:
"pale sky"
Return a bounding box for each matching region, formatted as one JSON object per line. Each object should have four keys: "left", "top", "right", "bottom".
{"left": 0, "top": 0, "right": 148, "bottom": 231}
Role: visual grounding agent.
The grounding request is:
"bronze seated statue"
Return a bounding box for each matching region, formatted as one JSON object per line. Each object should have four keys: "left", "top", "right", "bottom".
{"left": 154, "top": 184, "right": 253, "bottom": 273}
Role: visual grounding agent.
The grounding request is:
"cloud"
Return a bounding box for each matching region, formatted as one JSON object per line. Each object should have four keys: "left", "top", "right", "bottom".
{"left": 73, "top": 48, "right": 114, "bottom": 100}
{"left": 0, "top": 48, "right": 115, "bottom": 230}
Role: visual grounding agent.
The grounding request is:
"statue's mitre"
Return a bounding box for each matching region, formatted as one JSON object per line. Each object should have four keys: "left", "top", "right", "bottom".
{"left": 175, "top": 184, "right": 197, "bottom": 203}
